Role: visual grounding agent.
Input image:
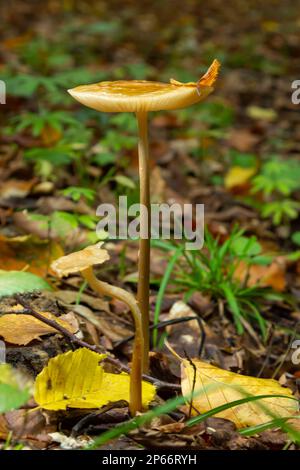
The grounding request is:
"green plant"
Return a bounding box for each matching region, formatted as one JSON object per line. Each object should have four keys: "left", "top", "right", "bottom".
{"left": 87, "top": 388, "right": 300, "bottom": 449}
{"left": 251, "top": 158, "right": 300, "bottom": 225}
{"left": 153, "top": 228, "right": 275, "bottom": 339}
{"left": 14, "top": 110, "right": 79, "bottom": 136}
{"left": 61, "top": 186, "right": 96, "bottom": 203}
{"left": 261, "top": 200, "right": 300, "bottom": 226}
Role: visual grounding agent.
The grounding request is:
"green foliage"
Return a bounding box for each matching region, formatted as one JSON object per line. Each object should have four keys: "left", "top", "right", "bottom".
{"left": 14, "top": 110, "right": 79, "bottom": 136}
{"left": 261, "top": 200, "right": 300, "bottom": 225}
{"left": 0, "top": 365, "right": 30, "bottom": 414}
{"left": 250, "top": 158, "right": 300, "bottom": 225}
{"left": 61, "top": 186, "right": 96, "bottom": 203}
{"left": 0, "top": 384, "right": 30, "bottom": 414}
{"left": 252, "top": 158, "right": 300, "bottom": 197}
{"left": 24, "top": 145, "right": 76, "bottom": 166}
{"left": 0, "top": 271, "right": 51, "bottom": 298}
{"left": 153, "top": 229, "right": 275, "bottom": 337}
{"left": 27, "top": 210, "right": 99, "bottom": 241}
{"left": 89, "top": 390, "right": 300, "bottom": 449}
{"left": 292, "top": 232, "right": 300, "bottom": 246}
{"left": 228, "top": 150, "right": 257, "bottom": 168}
{"left": 178, "top": 100, "right": 234, "bottom": 129}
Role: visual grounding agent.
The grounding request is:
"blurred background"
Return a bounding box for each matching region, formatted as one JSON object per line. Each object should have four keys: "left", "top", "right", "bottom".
{"left": 0, "top": 0, "right": 300, "bottom": 386}
{"left": 0, "top": 0, "right": 300, "bottom": 321}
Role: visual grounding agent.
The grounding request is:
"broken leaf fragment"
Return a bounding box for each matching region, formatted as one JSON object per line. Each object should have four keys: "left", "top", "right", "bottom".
{"left": 181, "top": 359, "right": 298, "bottom": 428}
{"left": 34, "top": 348, "right": 156, "bottom": 411}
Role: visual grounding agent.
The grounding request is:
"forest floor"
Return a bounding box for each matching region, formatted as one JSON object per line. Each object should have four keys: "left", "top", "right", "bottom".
{"left": 0, "top": 0, "right": 300, "bottom": 450}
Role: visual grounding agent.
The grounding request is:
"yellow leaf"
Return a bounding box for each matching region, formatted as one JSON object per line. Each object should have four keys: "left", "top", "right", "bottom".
{"left": 247, "top": 105, "right": 277, "bottom": 122}
{"left": 224, "top": 166, "right": 256, "bottom": 190}
{"left": 0, "top": 311, "right": 77, "bottom": 345}
{"left": 181, "top": 359, "right": 298, "bottom": 428}
{"left": 34, "top": 348, "right": 156, "bottom": 411}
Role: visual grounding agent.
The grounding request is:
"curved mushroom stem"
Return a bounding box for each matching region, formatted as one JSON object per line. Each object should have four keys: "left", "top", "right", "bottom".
{"left": 136, "top": 111, "right": 150, "bottom": 373}
{"left": 81, "top": 266, "right": 143, "bottom": 416}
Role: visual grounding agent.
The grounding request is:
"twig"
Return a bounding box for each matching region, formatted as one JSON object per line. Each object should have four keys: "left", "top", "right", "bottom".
{"left": 115, "top": 315, "right": 206, "bottom": 358}
{"left": 14, "top": 295, "right": 181, "bottom": 391}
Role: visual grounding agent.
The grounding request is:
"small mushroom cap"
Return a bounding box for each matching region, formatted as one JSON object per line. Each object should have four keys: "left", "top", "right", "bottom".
{"left": 51, "top": 242, "right": 110, "bottom": 277}
{"left": 68, "top": 60, "right": 220, "bottom": 113}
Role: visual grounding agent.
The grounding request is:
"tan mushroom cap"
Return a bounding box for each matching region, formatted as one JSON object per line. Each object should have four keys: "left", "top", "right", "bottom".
{"left": 68, "top": 59, "right": 220, "bottom": 113}
{"left": 51, "top": 242, "right": 110, "bottom": 277}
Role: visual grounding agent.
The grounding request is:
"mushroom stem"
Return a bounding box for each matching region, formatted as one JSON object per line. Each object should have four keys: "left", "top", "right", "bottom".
{"left": 136, "top": 111, "right": 150, "bottom": 373}
{"left": 81, "top": 266, "right": 143, "bottom": 416}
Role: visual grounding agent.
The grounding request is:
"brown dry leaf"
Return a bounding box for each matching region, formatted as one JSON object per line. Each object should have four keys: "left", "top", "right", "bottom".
{"left": 41, "top": 125, "right": 62, "bottom": 146}
{"left": 0, "top": 179, "right": 36, "bottom": 200}
{"left": 0, "top": 235, "right": 64, "bottom": 277}
{"left": 181, "top": 359, "right": 298, "bottom": 428}
{"left": 229, "top": 129, "right": 260, "bottom": 152}
{"left": 0, "top": 310, "right": 77, "bottom": 345}
{"left": 234, "top": 258, "right": 286, "bottom": 292}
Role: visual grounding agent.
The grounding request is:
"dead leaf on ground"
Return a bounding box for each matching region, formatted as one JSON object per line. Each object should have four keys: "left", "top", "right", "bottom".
{"left": 0, "top": 234, "right": 64, "bottom": 276}
{"left": 0, "top": 309, "right": 78, "bottom": 345}
{"left": 34, "top": 348, "right": 156, "bottom": 410}
{"left": 228, "top": 129, "right": 260, "bottom": 152}
{"left": 234, "top": 258, "right": 286, "bottom": 291}
{"left": 181, "top": 358, "right": 298, "bottom": 428}
{"left": 224, "top": 166, "right": 256, "bottom": 191}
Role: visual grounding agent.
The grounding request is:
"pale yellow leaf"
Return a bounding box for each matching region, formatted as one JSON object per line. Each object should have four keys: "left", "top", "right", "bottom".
{"left": 34, "top": 348, "right": 156, "bottom": 411}
{"left": 0, "top": 311, "right": 77, "bottom": 345}
{"left": 181, "top": 359, "right": 298, "bottom": 428}
{"left": 224, "top": 166, "right": 256, "bottom": 190}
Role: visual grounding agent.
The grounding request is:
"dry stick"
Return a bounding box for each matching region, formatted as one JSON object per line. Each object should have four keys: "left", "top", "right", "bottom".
{"left": 14, "top": 295, "right": 180, "bottom": 391}
{"left": 136, "top": 111, "right": 151, "bottom": 373}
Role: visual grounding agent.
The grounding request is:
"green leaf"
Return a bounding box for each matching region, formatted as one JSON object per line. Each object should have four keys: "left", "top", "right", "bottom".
{"left": 232, "top": 236, "right": 261, "bottom": 257}
{"left": 0, "top": 383, "right": 30, "bottom": 413}
{"left": 114, "top": 175, "right": 136, "bottom": 189}
{"left": 0, "top": 271, "right": 51, "bottom": 298}
{"left": 292, "top": 232, "right": 300, "bottom": 246}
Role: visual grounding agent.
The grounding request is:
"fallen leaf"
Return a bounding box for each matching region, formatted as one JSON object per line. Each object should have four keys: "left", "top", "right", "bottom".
{"left": 0, "top": 311, "right": 77, "bottom": 345}
{"left": 246, "top": 106, "right": 277, "bottom": 122}
{"left": 228, "top": 129, "right": 259, "bottom": 152}
{"left": 0, "top": 234, "right": 64, "bottom": 277}
{"left": 34, "top": 348, "right": 156, "bottom": 411}
{"left": 224, "top": 166, "right": 256, "bottom": 190}
{"left": 234, "top": 258, "right": 286, "bottom": 291}
{"left": 181, "top": 359, "right": 298, "bottom": 428}
{"left": 0, "top": 179, "right": 35, "bottom": 200}
{"left": 0, "top": 271, "right": 52, "bottom": 298}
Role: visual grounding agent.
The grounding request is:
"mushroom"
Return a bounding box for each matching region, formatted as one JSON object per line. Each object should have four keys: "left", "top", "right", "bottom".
{"left": 68, "top": 59, "right": 220, "bottom": 372}
{"left": 51, "top": 242, "right": 143, "bottom": 416}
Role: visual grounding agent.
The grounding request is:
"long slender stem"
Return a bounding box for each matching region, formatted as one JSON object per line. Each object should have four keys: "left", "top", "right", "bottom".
{"left": 136, "top": 111, "right": 150, "bottom": 373}
{"left": 82, "top": 267, "right": 143, "bottom": 416}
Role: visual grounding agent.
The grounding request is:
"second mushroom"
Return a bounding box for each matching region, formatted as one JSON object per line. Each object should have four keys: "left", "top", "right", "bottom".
{"left": 51, "top": 242, "right": 144, "bottom": 416}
